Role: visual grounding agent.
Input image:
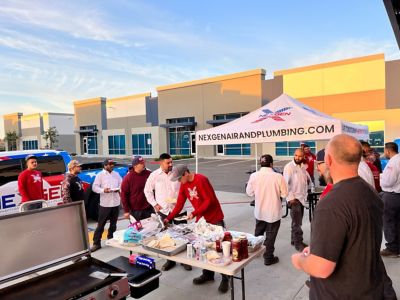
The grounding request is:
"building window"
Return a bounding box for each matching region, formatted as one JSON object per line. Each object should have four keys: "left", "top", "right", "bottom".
{"left": 275, "top": 141, "right": 316, "bottom": 156}
{"left": 108, "top": 135, "right": 126, "bottom": 155}
{"left": 167, "top": 117, "right": 195, "bottom": 155}
{"left": 132, "top": 134, "right": 152, "bottom": 155}
{"left": 22, "top": 140, "right": 38, "bottom": 150}
{"left": 354, "top": 121, "right": 385, "bottom": 153}
{"left": 214, "top": 113, "right": 250, "bottom": 156}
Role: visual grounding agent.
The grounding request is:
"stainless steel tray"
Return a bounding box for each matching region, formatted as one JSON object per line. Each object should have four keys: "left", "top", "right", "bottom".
{"left": 141, "top": 236, "right": 187, "bottom": 256}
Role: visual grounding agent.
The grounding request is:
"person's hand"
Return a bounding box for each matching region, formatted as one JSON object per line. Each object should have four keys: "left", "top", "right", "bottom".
{"left": 291, "top": 253, "right": 302, "bottom": 270}
{"left": 123, "top": 212, "right": 130, "bottom": 220}
{"left": 163, "top": 219, "right": 169, "bottom": 225}
{"left": 154, "top": 204, "right": 162, "bottom": 213}
{"left": 302, "top": 246, "right": 310, "bottom": 257}
{"left": 289, "top": 199, "right": 297, "bottom": 205}
{"left": 187, "top": 213, "right": 194, "bottom": 220}
{"left": 104, "top": 188, "right": 111, "bottom": 193}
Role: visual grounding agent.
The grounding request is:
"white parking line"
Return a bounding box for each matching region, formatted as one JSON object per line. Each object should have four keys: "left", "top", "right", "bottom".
{"left": 217, "top": 160, "right": 254, "bottom": 167}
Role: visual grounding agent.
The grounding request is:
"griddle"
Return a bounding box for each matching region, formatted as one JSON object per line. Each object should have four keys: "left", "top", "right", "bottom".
{"left": 0, "top": 202, "right": 130, "bottom": 300}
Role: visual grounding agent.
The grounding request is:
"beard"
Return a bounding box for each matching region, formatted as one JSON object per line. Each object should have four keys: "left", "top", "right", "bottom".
{"left": 323, "top": 168, "right": 333, "bottom": 184}
{"left": 318, "top": 175, "right": 327, "bottom": 186}
{"left": 294, "top": 158, "right": 303, "bottom": 165}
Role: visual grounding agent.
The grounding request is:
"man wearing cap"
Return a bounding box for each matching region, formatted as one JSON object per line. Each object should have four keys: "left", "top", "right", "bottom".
{"left": 62, "top": 160, "right": 85, "bottom": 203}
{"left": 164, "top": 164, "right": 229, "bottom": 293}
{"left": 315, "top": 149, "right": 333, "bottom": 199}
{"left": 91, "top": 159, "right": 122, "bottom": 252}
{"left": 121, "top": 156, "right": 153, "bottom": 221}
{"left": 246, "top": 154, "right": 288, "bottom": 266}
{"left": 283, "top": 148, "right": 313, "bottom": 252}
{"left": 18, "top": 155, "right": 44, "bottom": 209}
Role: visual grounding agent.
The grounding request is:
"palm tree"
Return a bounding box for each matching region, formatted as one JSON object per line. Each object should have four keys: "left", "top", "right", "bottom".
{"left": 5, "top": 131, "right": 18, "bottom": 151}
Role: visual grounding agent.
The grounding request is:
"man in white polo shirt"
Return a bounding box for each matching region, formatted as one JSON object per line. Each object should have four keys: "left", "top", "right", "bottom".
{"left": 283, "top": 148, "right": 312, "bottom": 252}
{"left": 380, "top": 142, "right": 400, "bottom": 258}
{"left": 246, "top": 154, "right": 288, "bottom": 265}
{"left": 91, "top": 159, "right": 122, "bottom": 252}
{"left": 144, "top": 153, "right": 191, "bottom": 271}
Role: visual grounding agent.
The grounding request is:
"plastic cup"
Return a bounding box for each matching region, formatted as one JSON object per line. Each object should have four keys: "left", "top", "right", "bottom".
{"left": 222, "top": 241, "right": 231, "bottom": 258}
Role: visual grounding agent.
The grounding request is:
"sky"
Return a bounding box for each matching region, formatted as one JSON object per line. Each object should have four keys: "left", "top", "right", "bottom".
{"left": 0, "top": 0, "right": 399, "bottom": 138}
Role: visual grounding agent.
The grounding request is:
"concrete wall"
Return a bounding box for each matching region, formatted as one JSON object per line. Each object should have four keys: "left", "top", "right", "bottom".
{"left": 57, "top": 135, "right": 76, "bottom": 153}
{"left": 107, "top": 115, "right": 148, "bottom": 130}
{"left": 74, "top": 97, "right": 106, "bottom": 155}
{"left": 262, "top": 76, "right": 283, "bottom": 104}
{"left": 385, "top": 59, "right": 400, "bottom": 109}
{"left": 157, "top": 69, "right": 265, "bottom": 157}
{"left": 275, "top": 54, "right": 386, "bottom": 114}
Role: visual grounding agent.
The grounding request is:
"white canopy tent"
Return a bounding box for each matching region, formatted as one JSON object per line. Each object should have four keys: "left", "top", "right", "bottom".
{"left": 195, "top": 94, "right": 369, "bottom": 172}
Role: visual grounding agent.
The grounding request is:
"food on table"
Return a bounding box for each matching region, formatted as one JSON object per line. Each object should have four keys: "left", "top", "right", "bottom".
{"left": 146, "top": 234, "right": 176, "bottom": 249}
{"left": 165, "top": 197, "right": 177, "bottom": 204}
{"left": 206, "top": 250, "right": 220, "bottom": 261}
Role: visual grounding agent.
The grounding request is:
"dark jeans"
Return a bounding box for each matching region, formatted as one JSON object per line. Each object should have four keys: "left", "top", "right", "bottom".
{"left": 383, "top": 192, "right": 400, "bottom": 253}
{"left": 93, "top": 206, "right": 120, "bottom": 246}
{"left": 130, "top": 206, "right": 155, "bottom": 221}
{"left": 202, "top": 220, "right": 229, "bottom": 282}
{"left": 255, "top": 219, "right": 281, "bottom": 263}
{"left": 289, "top": 199, "right": 304, "bottom": 245}
{"left": 380, "top": 257, "right": 397, "bottom": 300}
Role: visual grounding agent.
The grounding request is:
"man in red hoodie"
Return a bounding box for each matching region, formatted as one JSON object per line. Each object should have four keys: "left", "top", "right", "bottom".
{"left": 120, "top": 156, "right": 153, "bottom": 221}
{"left": 164, "top": 164, "right": 229, "bottom": 294}
{"left": 18, "top": 154, "right": 44, "bottom": 209}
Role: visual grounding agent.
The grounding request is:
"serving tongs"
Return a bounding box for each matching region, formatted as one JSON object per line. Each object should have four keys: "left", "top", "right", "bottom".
{"left": 155, "top": 211, "right": 167, "bottom": 231}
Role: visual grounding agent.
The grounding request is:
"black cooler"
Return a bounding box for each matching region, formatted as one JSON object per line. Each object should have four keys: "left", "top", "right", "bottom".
{"left": 107, "top": 256, "right": 161, "bottom": 299}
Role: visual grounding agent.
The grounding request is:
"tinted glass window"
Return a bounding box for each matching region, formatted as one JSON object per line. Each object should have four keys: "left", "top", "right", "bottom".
{"left": 0, "top": 159, "right": 23, "bottom": 185}
{"left": 36, "top": 156, "right": 65, "bottom": 176}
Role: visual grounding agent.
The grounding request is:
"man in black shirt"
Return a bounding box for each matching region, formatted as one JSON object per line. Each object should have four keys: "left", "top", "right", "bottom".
{"left": 62, "top": 160, "right": 85, "bottom": 203}
{"left": 291, "top": 134, "right": 392, "bottom": 299}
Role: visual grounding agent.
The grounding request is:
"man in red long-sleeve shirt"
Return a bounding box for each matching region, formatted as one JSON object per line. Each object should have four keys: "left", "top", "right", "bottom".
{"left": 164, "top": 164, "right": 229, "bottom": 294}
{"left": 120, "top": 156, "right": 153, "bottom": 221}
{"left": 18, "top": 155, "right": 44, "bottom": 209}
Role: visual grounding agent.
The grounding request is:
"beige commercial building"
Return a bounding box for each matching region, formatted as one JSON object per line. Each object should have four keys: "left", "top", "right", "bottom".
{"left": 2, "top": 112, "right": 75, "bottom": 152}
{"left": 73, "top": 53, "right": 400, "bottom": 159}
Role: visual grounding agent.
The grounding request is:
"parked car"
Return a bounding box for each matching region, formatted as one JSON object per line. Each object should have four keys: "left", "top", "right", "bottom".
{"left": 0, "top": 150, "right": 129, "bottom": 219}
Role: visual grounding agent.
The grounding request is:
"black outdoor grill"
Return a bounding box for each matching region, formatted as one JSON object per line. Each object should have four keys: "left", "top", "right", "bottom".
{"left": 0, "top": 202, "right": 130, "bottom": 300}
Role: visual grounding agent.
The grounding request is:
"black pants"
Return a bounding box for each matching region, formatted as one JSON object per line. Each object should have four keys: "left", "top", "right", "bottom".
{"left": 202, "top": 220, "right": 229, "bottom": 282}
{"left": 289, "top": 200, "right": 304, "bottom": 245}
{"left": 383, "top": 192, "right": 400, "bottom": 253}
{"left": 255, "top": 219, "right": 281, "bottom": 263}
{"left": 93, "top": 206, "right": 120, "bottom": 246}
{"left": 130, "top": 206, "right": 155, "bottom": 221}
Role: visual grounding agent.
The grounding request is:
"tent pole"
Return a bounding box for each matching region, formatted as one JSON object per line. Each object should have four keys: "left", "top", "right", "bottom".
{"left": 255, "top": 144, "right": 258, "bottom": 171}
{"left": 195, "top": 141, "right": 198, "bottom": 173}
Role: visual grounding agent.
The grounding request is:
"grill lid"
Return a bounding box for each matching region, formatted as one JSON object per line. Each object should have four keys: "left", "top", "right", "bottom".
{"left": 0, "top": 202, "right": 90, "bottom": 283}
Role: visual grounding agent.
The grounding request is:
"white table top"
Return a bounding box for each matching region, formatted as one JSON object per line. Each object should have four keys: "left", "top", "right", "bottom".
{"left": 106, "top": 239, "right": 264, "bottom": 276}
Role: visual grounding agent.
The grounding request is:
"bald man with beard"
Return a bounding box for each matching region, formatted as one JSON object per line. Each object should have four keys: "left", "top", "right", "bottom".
{"left": 291, "top": 134, "right": 395, "bottom": 300}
